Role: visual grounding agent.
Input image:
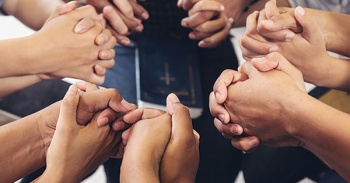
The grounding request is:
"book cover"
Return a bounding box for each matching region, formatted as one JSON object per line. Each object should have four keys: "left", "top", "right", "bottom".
{"left": 135, "top": 36, "right": 203, "bottom": 119}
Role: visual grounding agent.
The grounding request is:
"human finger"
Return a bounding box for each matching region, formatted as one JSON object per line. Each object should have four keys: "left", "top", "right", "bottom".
{"left": 95, "top": 28, "right": 113, "bottom": 46}
{"left": 294, "top": 6, "right": 320, "bottom": 43}
{"left": 188, "top": 1, "right": 224, "bottom": 16}
{"left": 98, "top": 48, "right": 116, "bottom": 60}
{"left": 193, "top": 13, "right": 227, "bottom": 33}
{"left": 123, "top": 108, "right": 166, "bottom": 124}
{"left": 77, "top": 88, "right": 133, "bottom": 125}
{"left": 181, "top": 11, "right": 217, "bottom": 29}
{"left": 128, "top": 0, "right": 149, "bottom": 20}
{"left": 212, "top": 69, "right": 248, "bottom": 104}
{"left": 166, "top": 93, "right": 194, "bottom": 139}
{"left": 113, "top": 0, "right": 134, "bottom": 19}
{"left": 46, "top": 1, "right": 77, "bottom": 23}
{"left": 252, "top": 52, "right": 306, "bottom": 92}
{"left": 76, "top": 81, "right": 99, "bottom": 92}
{"left": 198, "top": 18, "right": 233, "bottom": 48}
{"left": 57, "top": 85, "right": 80, "bottom": 129}
{"left": 231, "top": 136, "right": 260, "bottom": 152}
{"left": 264, "top": 0, "right": 278, "bottom": 19}
{"left": 107, "top": 26, "right": 131, "bottom": 46}
{"left": 209, "top": 92, "right": 230, "bottom": 123}
{"left": 181, "top": 0, "right": 199, "bottom": 11}
{"left": 103, "top": 6, "right": 128, "bottom": 35}
{"left": 240, "top": 33, "right": 278, "bottom": 56}
{"left": 214, "top": 118, "right": 243, "bottom": 137}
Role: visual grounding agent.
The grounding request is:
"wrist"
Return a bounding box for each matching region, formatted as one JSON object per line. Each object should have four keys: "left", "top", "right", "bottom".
{"left": 37, "top": 101, "right": 61, "bottom": 156}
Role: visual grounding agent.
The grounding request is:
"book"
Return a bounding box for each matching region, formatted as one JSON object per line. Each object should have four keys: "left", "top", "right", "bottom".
{"left": 135, "top": 36, "right": 203, "bottom": 119}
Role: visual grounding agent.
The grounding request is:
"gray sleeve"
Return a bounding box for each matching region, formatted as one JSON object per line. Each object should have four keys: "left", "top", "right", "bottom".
{"left": 288, "top": 0, "right": 350, "bottom": 14}
{"left": 0, "top": 0, "right": 6, "bottom": 15}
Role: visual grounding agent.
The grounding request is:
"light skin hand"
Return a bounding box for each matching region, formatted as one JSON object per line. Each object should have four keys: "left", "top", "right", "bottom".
{"left": 240, "top": 11, "right": 279, "bottom": 60}
{"left": 224, "top": 53, "right": 305, "bottom": 151}
{"left": 73, "top": 0, "right": 149, "bottom": 46}
{"left": 30, "top": 5, "right": 116, "bottom": 84}
{"left": 256, "top": 0, "right": 299, "bottom": 41}
{"left": 120, "top": 109, "right": 170, "bottom": 183}
{"left": 38, "top": 82, "right": 133, "bottom": 157}
{"left": 35, "top": 85, "right": 120, "bottom": 183}
{"left": 180, "top": 0, "right": 233, "bottom": 48}
{"left": 121, "top": 93, "right": 199, "bottom": 183}
{"left": 160, "top": 93, "right": 200, "bottom": 183}
{"left": 268, "top": 7, "right": 331, "bottom": 86}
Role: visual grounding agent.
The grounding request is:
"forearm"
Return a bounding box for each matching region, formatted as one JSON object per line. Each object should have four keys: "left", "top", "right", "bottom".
{"left": 121, "top": 153, "right": 160, "bottom": 183}
{"left": 311, "top": 9, "right": 350, "bottom": 57}
{"left": 0, "top": 112, "right": 46, "bottom": 182}
{"left": 0, "top": 75, "right": 42, "bottom": 99}
{"left": 289, "top": 94, "right": 350, "bottom": 182}
{"left": 0, "top": 35, "right": 52, "bottom": 77}
{"left": 315, "top": 57, "right": 350, "bottom": 92}
{"left": 2, "top": 0, "right": 64, "bottom": 30}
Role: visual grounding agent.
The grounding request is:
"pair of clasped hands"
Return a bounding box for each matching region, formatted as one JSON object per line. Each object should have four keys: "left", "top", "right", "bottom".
{"left": 70, "top": 0, "right": 235, "bottom": 48}
{"left": 34, "top": 81, "right": 199, "bottom": 182}
{"left": 209, "top": 0, "right": 330, "bottom": 151}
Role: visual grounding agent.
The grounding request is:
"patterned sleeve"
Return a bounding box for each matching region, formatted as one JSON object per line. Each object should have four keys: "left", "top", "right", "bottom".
{"left": 288, "top": 0, "right": 350, "bottom": 14}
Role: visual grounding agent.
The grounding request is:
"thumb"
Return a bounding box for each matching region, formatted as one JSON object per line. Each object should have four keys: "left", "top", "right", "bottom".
{"left": 46, "top": 1, "right": 77, "bottom": 23}
{"left": 294, "top": 6, "right": 321, "bottom": 43}
{"left": 257, "top": 52, "right": 306, "bottom": 92}
{"left": 166, "top": 93, "right": 194, "bottom": 138}
{"left": 57, "top": 85, "right": 80, "bottom": 128}
{"left": 265, "top": 0, "right": 278, "bottom": 19}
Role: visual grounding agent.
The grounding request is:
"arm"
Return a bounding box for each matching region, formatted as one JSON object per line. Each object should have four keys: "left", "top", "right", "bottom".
{"left": 2, "top": 0, "right": 64, "bottom": 30}
{"left": 179, "top": 0, "right": 233, "bottom": 48}
{"left": 35, "top": 85, "right": 121, "bottom": 183}
{"left": 0, "top": 102, "right": 59, "bottom": 183}
{"left": 0, "top": 75, "right": 42, "bottom": 99}
{"left": 0, "top": 82, "right": 133, "bottom": 182}
{"left": 222, "top": 53, "right": 350, "bottom": 181}
{"left": 121, "top": 94, "right": 199, "bottom": 183}
{"left": 0, "top": 4, "right": 116, "bottom": 84}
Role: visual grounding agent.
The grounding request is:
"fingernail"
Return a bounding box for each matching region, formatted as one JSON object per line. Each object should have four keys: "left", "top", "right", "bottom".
{"left": 99, "top": 51, "right": 108, "bottom": 59}
{"left": 251, "top": 57, "right": 265, "bottom": 62}
{"left": 120, "top": 39, "right": 130, "bottom": 46}
{"left": 189, "top": 33, "right": 196, "bottom": 39}
{"left": 199, "top": 41, "right": 210, "bottom": 48}
{"left": 269, "top": 46, "right": 278, "bottom": 52}
{"left": 296, "top": 6, "right": 305, "bottom": 16}
{"left": 249, "top": 137, "right": 259, "bottom": 147}
{"left": 141, "top": 12, "right": 149, "bottom": 19}
{"left": 215, "top": 91, "right": 221, "bottom": 100}
{"left": 121, "top": 99, "right": 132, "bottom": 110}
{"left": 64, "top": 1, "right": 76, "bottom": 8}
{"left": 285, "top": 33, "right": 295, "bottom": 41}
{"left": 104, "top": 6, "right": 113, "bottom": 13}
{"left": 218, "top": 114, "right": 225, "bottom": 122}
{"left": 66, "top": 85, "right": 78, "bottom": 96}
{"left": 168, "top": 93, "right": 180, "bottom": 103}
{"left": 97, "top": 36, "right": 106, "bottom": 45}
{"left": 135, "top": 25, "right": 143, "bottom": 32}
{"left": 181, "top": 20, "right": 188, "bottom": 27}
{"left": 97, "top": 117, "right": 109, "bottom": 127}
{"left": 220, "top": 5, "right": 225, "bottom": 11}
{"left": 74, "top": 25, "right": 86, "bottom": 34}
{"left": 231, "top": 125, "right": 243, "bottom": 135}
